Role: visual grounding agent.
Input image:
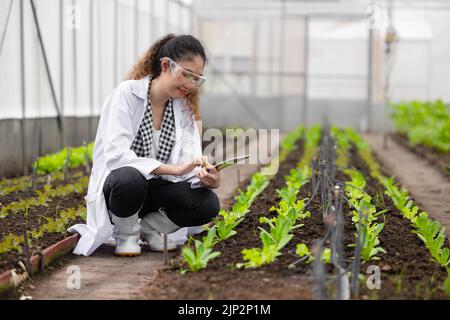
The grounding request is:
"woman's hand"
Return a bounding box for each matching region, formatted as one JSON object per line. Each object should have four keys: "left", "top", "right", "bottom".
{"left": 192, "top": 156, "right": 208, "bottom": 167}
{"left": 152, "top": 156, "right": 208, "bottom": 176}
{"left": 197, "top": 163, "right": 221, "bottom": 189}
{"left": 175, "top": 155, "right": 208, "bottom": 176}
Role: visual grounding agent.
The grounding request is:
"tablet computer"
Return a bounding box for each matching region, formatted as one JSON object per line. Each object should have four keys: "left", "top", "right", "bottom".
{"left": 181, "top": 154, "right": 251, "bottom": 182}
{"left": 213, "top": 154, "right": 251, "bottom": 171}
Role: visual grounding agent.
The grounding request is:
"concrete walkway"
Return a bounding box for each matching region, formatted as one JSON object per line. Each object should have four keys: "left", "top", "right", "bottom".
{"left": 365, "top": 134, "right": 450, "bottom": 237}
{"left": 21, "top": 133, "right": 284, "bottom": 300}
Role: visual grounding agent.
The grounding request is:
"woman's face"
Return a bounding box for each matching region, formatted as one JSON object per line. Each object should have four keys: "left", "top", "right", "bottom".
{"left": 161, "top": 55, "right": 205, "bottom": 99}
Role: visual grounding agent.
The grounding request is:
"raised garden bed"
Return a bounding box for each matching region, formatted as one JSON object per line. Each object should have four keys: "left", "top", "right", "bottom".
{"left": 142, "top": 126, "right": 450, "bottom": 300}
{"left": 0, "top": 159, "right": 89, "bottom": 296}
{"left": 389, "top": 100, "right": 450, "bottom": 177}
{"left": 1, "top": 126, "right": 449, "bottom": 300}
{"left": 390, "top": 133, "right": 450, "bottom": 179}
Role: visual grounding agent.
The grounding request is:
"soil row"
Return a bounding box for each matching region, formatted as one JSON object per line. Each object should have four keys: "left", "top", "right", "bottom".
{"left": 390, "top": 133, "right": 450, "bottom": 179}
{"left": 143, "top": 140, "right": 450, "bottom": 299}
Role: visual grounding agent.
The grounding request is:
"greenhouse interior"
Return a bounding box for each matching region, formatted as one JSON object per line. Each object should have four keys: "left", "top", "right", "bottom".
{"left": 0, "top": 0, "right": 450, "bottom": 305}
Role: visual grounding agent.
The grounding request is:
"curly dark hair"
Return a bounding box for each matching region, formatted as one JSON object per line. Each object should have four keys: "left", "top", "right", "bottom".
{"left": 125, "top": 34, "right": 208, "bottom": 120}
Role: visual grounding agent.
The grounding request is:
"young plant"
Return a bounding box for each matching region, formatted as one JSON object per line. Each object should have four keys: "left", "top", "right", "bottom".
{"left": 414, "top": 212, "right": 450, "bottom": 267}
{"left": 214, "top": 210, "right": 244, "bottom": 242}
{"left": 350, "top": 198, "right": 387, "bottom": 226}
{"left": 258, "top": 214, "right": 296, "bottom": 250}
{"left": 34, "top": 142, "right": 95, "bottom": 175}
{"left": 181, "top": 240, "right": 221, "bottom": 273}
{"left": 181, "top": 227, "right": 221, "bottom": 273}
{"left": 237, "top": 226, "right": 286, "bottom": 269}
{"left": 295, "top": 243, "right": 331, "bottom": 264}
{"left": 349, "top": 128, "right": 450, "bottom": 271}
{"left": 202, "top": 225, "right": 219, "bottom": 249}
{"left": 0, "top": 233, "right": 23, "bottom": 254}
{"left": 341, "top": 158, "right": 386, "bottom": 261}
{"left": 232, "top": 172, "right": 269, "bottom": 216}
{"left": 344, "top": 169, "right": 369, "bottom": 202}
{"left": 238, "top": 126, "right": 321, "bottom": 269}
{"left": 238, "top": 245, "right": 281, "bottom": 269}
{"left": 285, "top": 166, "right": 310, "bottom": 190}
{"left": 390, "top": 100, "right": 450, "bottom": 153}
{"left": 356, "top": 221, "right": 386, "bottom": 261}
{"left": 444, "top": 268, "right": 450, "bottom": 295}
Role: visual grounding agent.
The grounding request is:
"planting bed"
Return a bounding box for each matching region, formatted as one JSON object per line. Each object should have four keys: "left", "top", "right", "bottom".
{"left": 390, "top": 133, "right": 450, "bottom": 179}
{"left": 143, "top": 127, "right": 450, "bottom": 300}
{"left": 389, "top": 100, "right": 450, "bottom": 177}
{"left": 0, "top": 132, "right": 247, "bottom": 297}
{"left": 1, "top": 126, "right": 449, "bottom": 300}
{"left": 0, "top": 167, "right": 88, "bottom": 276}
{"left": 145, "top": 138, "right": 314, "bottom": 299}
{"left": 349, "top": 146, "right": 449, "bottom": 299}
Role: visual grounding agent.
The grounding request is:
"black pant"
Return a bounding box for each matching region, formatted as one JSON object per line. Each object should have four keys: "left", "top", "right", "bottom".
{"left": 102, "top": 166, "right": 220, "bottom": 227}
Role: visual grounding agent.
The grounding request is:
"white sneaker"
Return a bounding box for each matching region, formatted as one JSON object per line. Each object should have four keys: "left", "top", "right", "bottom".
{"left": 110, "top": 212, "right": 141, "bottom": 257}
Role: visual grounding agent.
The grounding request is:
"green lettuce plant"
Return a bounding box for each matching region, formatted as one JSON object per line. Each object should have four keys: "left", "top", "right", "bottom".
{"left": 181, "top": 226, "right": 221, "bottom": 273}
{"left": 181, "top": 240, "right": 221, "bottom": 273}
{"left": 414, "top": 212, "right": 450, "bottom": 267}
{"left": 390, "top": 100, "right": 450, "bottom": 152}
{"left": 347, "top": 127, "right": 450, "bottom": 273}
{"left": 295, "top": 243, "right": 331, "bottom": 264}
{"left": 214, "top": 210, "right": 244, "bottom": 242}
{"left": 33, "top": 142, "right": 94, "bottom": 175}
{"left": 333, "top": 131, "right": 386, "bottom": 262}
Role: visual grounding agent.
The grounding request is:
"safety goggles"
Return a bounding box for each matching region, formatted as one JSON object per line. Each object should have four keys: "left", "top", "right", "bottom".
{"left": 160, "top": 57, "right": 206, "bottom": 87}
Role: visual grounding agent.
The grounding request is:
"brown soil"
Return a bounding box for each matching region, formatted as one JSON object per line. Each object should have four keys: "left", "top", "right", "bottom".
{"left": 143, "top": 140, "right": 450, "bottom": 300}
{"left": 2, "top": 139, "right": 449, "bottom": 300}
{"left": 144, "top": 140, "right": 320, "bottom": 299}
{"left": 349, "top": 146, "right": 450, "bottom": 299}
{"left": 391, "top": 133, "right": 450, "bottom": 179}
{"left": 0, "top": 168, "right": 88, "bottom": 274}
{"left": 0, "top": 167, "right": 87, "bottom": 207}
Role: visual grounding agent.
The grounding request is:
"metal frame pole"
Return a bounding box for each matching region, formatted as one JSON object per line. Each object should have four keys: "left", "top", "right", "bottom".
{"left": 278, "top": 0, "right": 286, "bottom": 128}
{"left": 302, "top": 16, "right": 309, "bottom": 127}
{"left": 278, "top": 0, "right": 285, "bottom": 94}
{"left": 113, "top": 0, "right": 118, "bottom": 85}
{"left": 37, "top": 38, "right": 42, "bottom": 157}
{"left": 189, "top": 2, "right": 194, "bottom": 35}
{"left": 60, "top": 0, "right": 65, "bottom": 147}
{"left": 0, "top": 0, "right": 14, "bottom": 59}
{"left": 97, "top": 0, "right": 103, "bottom": 110}
{"left": 367, "top": 26, "right": 374, "bottom": 133}
{"left": 251, "top": 19, "right": 258, "bottom": 96}
{"left": 72, "top": 0, "right": 78, "bottom": 147}
{"left": 29, "top": 0, "right": 63, "bottom": 147}
{"left": 270, "top": 18, "right": 274, "bottom": 94}
{"left": 20, "top": 0, "right": 27, "bottom": 175}
{"left": 150, "top": 0, "right": 156, "bottom": 40}
{"left": 134, "top": 0, "right": 139, "bottom": 58}
{"left": 188, "top": 5, "right": 200, "bottom": 35}
{"left": 165, "top": 0, "right": 170, "bottom": 34}
{"left": 89, "top": 0, "right": 94, "bottom": 141}
{"left": 179, "top": 1, "right": 183, "bottom": 33}
{"left": 383, "top": 0, "right": 395, "bottom": 148}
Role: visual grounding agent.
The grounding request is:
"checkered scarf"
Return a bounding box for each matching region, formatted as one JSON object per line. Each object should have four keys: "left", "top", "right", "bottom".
{"left": 130, "top": 76, "right": 176, "bottom": 163}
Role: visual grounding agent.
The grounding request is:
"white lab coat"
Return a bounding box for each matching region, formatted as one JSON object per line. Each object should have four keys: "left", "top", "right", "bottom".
{"left": 67, "top": 75, "right": 205, "bottom": 256}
